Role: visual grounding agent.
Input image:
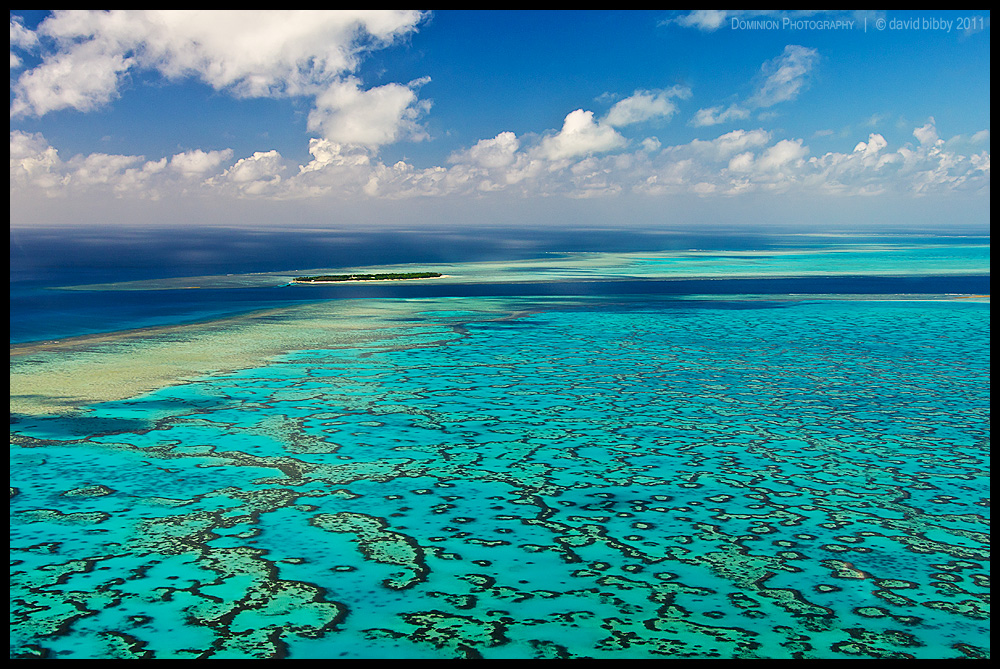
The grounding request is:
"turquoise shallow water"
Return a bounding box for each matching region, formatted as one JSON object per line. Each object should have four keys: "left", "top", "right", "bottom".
{"left": 9, "top": 294, "right": 989, "bottom": 659}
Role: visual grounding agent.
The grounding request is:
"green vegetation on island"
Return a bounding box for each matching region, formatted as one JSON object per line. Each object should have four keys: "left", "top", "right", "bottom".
{"left": 293, "top": 272, "right": 443, "bottom": 283}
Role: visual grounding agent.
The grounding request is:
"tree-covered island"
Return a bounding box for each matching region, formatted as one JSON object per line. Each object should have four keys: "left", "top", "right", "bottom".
{"left": 293, "top": 271, "right": 443, "bottom": 283}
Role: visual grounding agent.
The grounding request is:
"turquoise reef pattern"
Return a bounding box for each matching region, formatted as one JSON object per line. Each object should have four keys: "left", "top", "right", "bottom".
{"left": 9, "top": 294, "right": 989, "bottom": 659}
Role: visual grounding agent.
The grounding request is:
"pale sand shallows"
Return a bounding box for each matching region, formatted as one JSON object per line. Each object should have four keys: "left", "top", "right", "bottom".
{"left": 9, "top": 299, "right": 467, "bottom": 416}
{"left": 10, "top": 295, "right": 549, "bottom": 417}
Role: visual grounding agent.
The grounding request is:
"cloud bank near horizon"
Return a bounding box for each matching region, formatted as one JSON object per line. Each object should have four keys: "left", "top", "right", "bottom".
{"left": 12, "top": 117, "right": 989, "bottom": 203}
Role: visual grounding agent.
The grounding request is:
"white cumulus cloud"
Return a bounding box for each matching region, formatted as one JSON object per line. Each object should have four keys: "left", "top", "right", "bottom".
{"left": 307, "top": 77, "right": 432, "bottom": 149}
{"left": 170, "top": 148, "right": 234, "bottom": 177}
{"left": 603, "top": 86, "right": 691, "bottom": 128}
{"left": 213, "top": 150, "right": 284, "bottom": 183}
{"left": 537, "top": 109, "right": 627, "bottom": 161}
{"left": 9, "top": 11, "right": 430, "bottom": 150}
{"left": 450, "top": 132, "right": 521, "bottom": 169}
{"left": 913, "top": 118, "right": 942, "bottom": 147}
{"left": 756, "top": 138, "right": 809, "bottom": 171}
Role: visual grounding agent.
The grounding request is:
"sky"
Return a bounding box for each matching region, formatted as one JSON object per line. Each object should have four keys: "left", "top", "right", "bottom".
{"left": 8, "top": 10, "right": 992, "bottom": 232}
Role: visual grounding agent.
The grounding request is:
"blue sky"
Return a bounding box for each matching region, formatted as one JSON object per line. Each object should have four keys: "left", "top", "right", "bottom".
{"left": 9, "top": 10, "right": 991, "bottom": 231}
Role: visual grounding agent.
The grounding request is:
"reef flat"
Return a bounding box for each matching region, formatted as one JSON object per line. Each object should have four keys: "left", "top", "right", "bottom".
{"left": 10, "top": 243, "right": 991, "bottom": 659}
{"left": 10, "top": 293, "right": 990, "bottom": 659}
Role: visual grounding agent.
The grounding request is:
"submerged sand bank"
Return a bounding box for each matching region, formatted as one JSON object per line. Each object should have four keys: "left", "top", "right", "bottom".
{"left": 10, "top": 302, "right": 427, "bottom": 416}
{"left": 9, "top": 296, "right": 531, "bottom": 416}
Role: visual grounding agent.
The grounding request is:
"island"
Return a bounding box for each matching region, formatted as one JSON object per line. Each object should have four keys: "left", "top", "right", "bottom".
{"left": 293, "top": 272, "right": 443, "bottom": 283}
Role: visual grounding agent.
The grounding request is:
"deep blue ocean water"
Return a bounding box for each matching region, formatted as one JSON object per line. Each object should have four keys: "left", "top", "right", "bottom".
{"left": 9, "top": 226, "right": 991, "bottom": 659}
{"left": 9, "top": 226, "right": 990, "bottom": 344}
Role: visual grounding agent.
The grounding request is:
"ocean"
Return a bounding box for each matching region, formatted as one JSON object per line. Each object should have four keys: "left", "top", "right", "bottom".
{"left": 9, "top": 226, "right": 990, "bottom": 659}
